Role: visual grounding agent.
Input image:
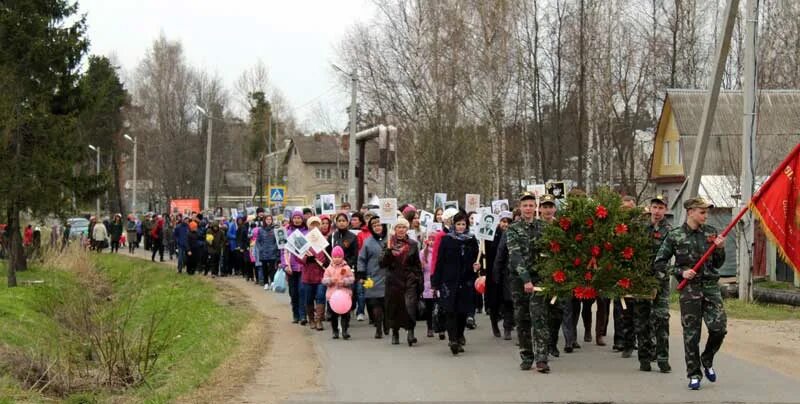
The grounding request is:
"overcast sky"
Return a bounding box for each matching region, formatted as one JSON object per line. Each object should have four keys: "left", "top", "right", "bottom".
{"left": 78, "top": 0, "right": 374, "bottom": 132}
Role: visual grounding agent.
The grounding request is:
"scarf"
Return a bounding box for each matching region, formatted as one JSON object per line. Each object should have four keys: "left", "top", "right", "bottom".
{"left": 447, "top": 230, "right": 473, "bottom": 242}
{"left": 390, "top": 234, "right": 412, "bottom": 266}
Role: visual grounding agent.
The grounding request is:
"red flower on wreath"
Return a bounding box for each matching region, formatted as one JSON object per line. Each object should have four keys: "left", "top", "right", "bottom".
{"left": 573, "top": 257, "right": 582, "bottom": 267}
{"left": 595, "top": 205, "right": 609, "bottom": 219}
{"left": 614, "top": 223, "right": 629, "bottom": 235}
{"left": 573, "top": 286, "right": 598, "bottom": 299}
{"left": 590, "top": 245, "right": 602, "bottom": 257}
{"left": 604, "top": 242, "right": 614, "bottom": 252}
{"left": 549, "top": 240, "right": 561, "bottom": 253}
{"left": 552, "top": 270, "right": 567, "bottom": 283}
{"left": 585, "top": 218, "right": 594, "bottom": 228}
{"left": 559, "top": 217, "right": 572, "bottom": 231}
{"left": 617, "top": 278, "right": 632, "bottom": 289}
{"left": 575, "top": 233, "right": 584, "bottom": 242}
{"left": 622, "top": 246, "right": 635, "bottom": 260}
{"left": 653, "top": 231, "right": 662, "bottom": 239}
{"left": 584, "top": 271, "right": 593, "bottom": 281}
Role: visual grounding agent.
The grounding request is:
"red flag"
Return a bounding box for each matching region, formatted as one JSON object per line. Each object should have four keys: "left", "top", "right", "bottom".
{"left": 750, "top": 142, "right": 800, "bottom": 276}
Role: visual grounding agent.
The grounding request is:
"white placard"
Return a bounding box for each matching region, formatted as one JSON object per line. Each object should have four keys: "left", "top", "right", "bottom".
{"left": 444, "top": 200, "right": 459, "bottom": 211}
{"left": 465, "top": 194, "right": 481, "bottom": 213}
{"left": 230, "top": 208, "right": 239, "bottom": 219}
{"left": 274, "top": 227, "right": 288, "bottom": 250}
{"left": 305, "top": 228, "right": 330, "bottom": 253}
{"left": 527, "top": 184, "right": 546, "bottom": 198}
{"left": 475, "top": 214, "right": 499, "bottom": 241}
{"left": 419, "top": 210, "right": 434, "bottom": 229}
{"left": 320, "top": 194, "right": 336, "bottom": 215}
{"left": 286, "top": 230, "right": 311, "bottom": 259}
{"left": 379, "top": 198, "right": 398, "bottom": 225}
{"left": 491, "top": 199, "right": 510, "bottom": 215}
{"left": 429, "top": 223, "right": 443, "bottom": 232}
{"left": 433, "top": 193, "right": 447, "bottom": 211}
{"left": 407, "top": 229, "right": 418, "bottom": 241}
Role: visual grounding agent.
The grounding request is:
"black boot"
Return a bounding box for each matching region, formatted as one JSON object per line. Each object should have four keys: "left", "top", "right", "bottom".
{"left": 407, "top": 328, "right": 417, "bottom": 346}
{"left": 391, "top": 329, "right": 400, "bottom": 345}
{"left": 331, "top": 317, "right": 340, "bottom": 339}
{"left": 491, "top": 320, "right": 501, "bottom": 338}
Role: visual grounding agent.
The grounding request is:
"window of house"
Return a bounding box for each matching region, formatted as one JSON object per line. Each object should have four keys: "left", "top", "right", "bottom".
{"left": 662, "top": 140, "right": 672, "bottom": 165}
{"left": 676, "top": 141, "right": 682, "bottom": 165}
{"left": 340, "top": 169, "right": 348, "bottom": 180}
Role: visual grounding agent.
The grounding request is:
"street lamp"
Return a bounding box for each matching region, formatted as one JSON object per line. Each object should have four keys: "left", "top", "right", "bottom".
{"left": 332, "top": 63, "right": 358, "bottom": 206}
{"left": 195, "top": 105, "right": 212, "bottom": 212}
{"left": 124, "top": 134, "right": 137, "bottom": 214}
{"left": 88, "top": 144, "right": 100, "bottom": 216}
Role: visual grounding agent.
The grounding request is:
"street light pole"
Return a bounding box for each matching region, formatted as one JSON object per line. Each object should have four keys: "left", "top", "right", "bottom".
{"left": 89, "top": 144, "right": 100, "bottom": 216}
{"left": 332, "top": 64, "right": 358, "bottom": 205}
{"left": 124, "top": 134, "right": 137, "bottom": 214}
{"left": 196, "top": 105, "right": 213, "bottom": 212}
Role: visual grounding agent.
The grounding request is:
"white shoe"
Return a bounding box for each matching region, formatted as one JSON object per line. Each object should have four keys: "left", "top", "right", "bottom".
{"left": 357, "top": 314, "right": 365, "bottom": 321}
{"left": 264, "top": 283, "right": 270, "bottom": 291}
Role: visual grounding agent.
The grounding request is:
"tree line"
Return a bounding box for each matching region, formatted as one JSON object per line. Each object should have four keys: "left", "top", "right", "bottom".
{"left": 335, "top": 0, "right": 800, "bottom": 205}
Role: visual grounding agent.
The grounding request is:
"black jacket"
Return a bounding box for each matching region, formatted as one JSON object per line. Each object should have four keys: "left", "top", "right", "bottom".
{"left": 492, "top": 231, "right": 512, "bottom": 302}
{"left": 431, "top": 234, "right": 480, "bottom": 314}
{"left": 329, "top": 229, "right": 359, "bottom": 269}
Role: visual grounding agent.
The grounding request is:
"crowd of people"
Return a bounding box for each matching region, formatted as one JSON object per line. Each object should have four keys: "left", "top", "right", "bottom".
{"left": 81, "top": 192, "right": 726, "bottom": 391}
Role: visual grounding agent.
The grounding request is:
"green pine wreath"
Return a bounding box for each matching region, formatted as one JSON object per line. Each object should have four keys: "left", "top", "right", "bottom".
{"left": 536, "top": 188, "right": 658, "bottom": 299}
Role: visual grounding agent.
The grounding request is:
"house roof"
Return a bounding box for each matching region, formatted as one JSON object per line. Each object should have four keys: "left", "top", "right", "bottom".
{"left": 289, "top": 134, "right": 379, "bottom": 164}
{"left": 666, "top": 89, "right": 800, "bottom": 176}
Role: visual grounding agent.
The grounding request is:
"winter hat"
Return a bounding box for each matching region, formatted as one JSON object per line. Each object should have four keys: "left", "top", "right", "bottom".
{"left": 319, "top": 214, "right": 331, "bottom": 223}
{"left": 189, "top": 221, "right": 198, "bottom": 231}
{"left": 291, "top": 209, "right": 304, "bottom": 219}
{"left": 401, "top": 204, "right": 417, "bottom": 215}
{"left": 307, "top": 216, "right": 322, "bottom": 227}
{"left": 332, "top": 246, "right": 345, "bottom": 258}
{"left": 395, "top": 217, "right": 410, "bottom": 228}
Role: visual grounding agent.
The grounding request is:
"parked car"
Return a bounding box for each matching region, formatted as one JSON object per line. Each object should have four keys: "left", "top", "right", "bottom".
{"left": 67, "top": 217, "right": 90, "bottom": 239}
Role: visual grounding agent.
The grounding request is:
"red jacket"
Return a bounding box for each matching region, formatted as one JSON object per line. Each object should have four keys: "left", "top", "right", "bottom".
{"left": 356, "top": 225, "right": 371, "bottom": 252}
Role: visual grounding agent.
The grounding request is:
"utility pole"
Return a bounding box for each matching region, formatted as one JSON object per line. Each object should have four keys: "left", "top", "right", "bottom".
{"left": 347, "top": 70, "right": 357, "bottom": 206}
{"left": 124, "top": 134, "right": 137, "bottom": 214}
{"left": 738, "top": 0, "right": 758, "bottom": 302}
{"left": 676, "top": 0, "right": 740, "bottom": 221}
{"left": 89, "top": 145, "right": 100, "bottom": 216}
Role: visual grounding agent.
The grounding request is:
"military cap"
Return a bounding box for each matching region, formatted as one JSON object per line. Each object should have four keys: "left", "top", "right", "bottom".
{"left": 683, "top": 197, "right": 714, "bottom": 210}
{"left": 650, "top": 195, "right": 667, "bottom": 205}
{"left": 539, "top": 194, "right": 557, "bottom": 205}
{"left": 519, "top": 192, "right": 536, "bottom": 202}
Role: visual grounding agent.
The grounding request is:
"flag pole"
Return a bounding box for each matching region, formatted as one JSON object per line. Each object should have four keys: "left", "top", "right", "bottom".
{"left": 677, "top": 142, "right": 800, "bottom": 290}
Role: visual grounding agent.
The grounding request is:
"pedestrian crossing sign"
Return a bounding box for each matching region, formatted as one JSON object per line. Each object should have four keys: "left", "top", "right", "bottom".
{"left": 269, "top": 186, "right": 286, "bottom": 202}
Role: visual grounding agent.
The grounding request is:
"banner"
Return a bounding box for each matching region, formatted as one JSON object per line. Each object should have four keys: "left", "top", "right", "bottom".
{"left": 750, "top": 143, "right": 800, "bottom": 276}
{"left": 170, "top": 199, "right": 201, "bottom": 216}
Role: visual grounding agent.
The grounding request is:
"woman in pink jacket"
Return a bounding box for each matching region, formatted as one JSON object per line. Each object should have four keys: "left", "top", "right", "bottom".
{"left": 322, "top": 246, "right": 355, "bottom": 340}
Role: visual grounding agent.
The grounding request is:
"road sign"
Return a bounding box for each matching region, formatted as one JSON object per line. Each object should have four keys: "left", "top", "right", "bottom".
{"left": 269, "top": 186, "right": 286, "bottom": 203}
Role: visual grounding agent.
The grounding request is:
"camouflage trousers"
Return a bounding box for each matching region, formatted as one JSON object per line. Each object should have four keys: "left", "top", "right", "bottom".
{"left": 511, "top": 277, "right": 561, "bottom": 363}
{"left": 633, "top": 280, "right": 670, "bottom": 363}
{"left": 679, "top": 282, "right": 727, "bottom": 379}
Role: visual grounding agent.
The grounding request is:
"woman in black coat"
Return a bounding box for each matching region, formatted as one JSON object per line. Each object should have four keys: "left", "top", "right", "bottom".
{"left": 381, "top": 218, "right": 422, "bottom": 346}
{"left": 431, "top": 211, "right": 480, "bottom": 355}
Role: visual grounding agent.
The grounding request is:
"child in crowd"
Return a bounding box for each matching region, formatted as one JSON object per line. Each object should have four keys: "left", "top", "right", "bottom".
{"left": 322, "top": 246, "right": 355, "bottom": 340}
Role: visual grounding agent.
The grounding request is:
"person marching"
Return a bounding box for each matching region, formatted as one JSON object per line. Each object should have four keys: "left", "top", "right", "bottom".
{"left": 322, "top": 246, "right": 355, "bottom": 340}
{"left": 488, "top": 211, "right": 515, "bottom": 340}
{"left": 382, "top": 217, "right": 423, "bottom": 346}
{"left": 358, "top": 216, "right": 389, "bottom": 339}
{"left": 654, "top": 197, "right": 727, "bottom": 390}
{"left": 632, "top": 195, "right": 673, "bottom": 373}
{"left": 431, "top": 210, "right": 480, "bottom": 356}
{"left": 507, "top": 193, "right": 559, "bottom": 373}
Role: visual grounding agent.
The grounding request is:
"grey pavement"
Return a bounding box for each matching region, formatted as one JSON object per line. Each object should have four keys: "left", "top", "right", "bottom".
{"left": 274, "top": 291, "right": 800, "bottom": 404}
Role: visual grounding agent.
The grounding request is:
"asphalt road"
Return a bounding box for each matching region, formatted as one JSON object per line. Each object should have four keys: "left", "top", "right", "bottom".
{"left": 275, "top": 292, "right": 800, "bottom": 404}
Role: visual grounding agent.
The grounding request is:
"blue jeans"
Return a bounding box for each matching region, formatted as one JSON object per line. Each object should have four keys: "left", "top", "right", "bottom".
{"left": 354, "top": 282, "right": 366, "bottom": 315}
{"left": 288, "top": 271, "right": 305, "bottom": 321}
{"left": 177, "top": 245, "right": 187, "bottom": 271}
{"left": 302, "top": 282, "right": 327, "bottom": 305}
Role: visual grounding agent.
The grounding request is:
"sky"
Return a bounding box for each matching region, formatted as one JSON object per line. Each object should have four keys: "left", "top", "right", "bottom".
{"left": 77, "top": 0, "right": 375, "bottom": 132}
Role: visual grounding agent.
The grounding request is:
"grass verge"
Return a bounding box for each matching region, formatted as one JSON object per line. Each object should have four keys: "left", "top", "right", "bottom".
{"left": 670, "top": 291, "right": 800, "bottom": 321}
{"left": 0, "top": 251, "right": 251, "bottom": 403}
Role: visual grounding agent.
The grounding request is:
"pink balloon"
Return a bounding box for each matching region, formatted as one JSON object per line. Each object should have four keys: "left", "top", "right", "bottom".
{"left": 330, "top": 289, "right": 352, "bottom": 315}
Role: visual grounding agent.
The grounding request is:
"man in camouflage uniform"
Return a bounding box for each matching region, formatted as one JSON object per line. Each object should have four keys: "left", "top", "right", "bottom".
{"left": 508, "top": 193, "right": 560, "bottom": 373}
{"left": 633, "top": 195, "right": 672, "bottom": 372}
{"left": 654, "top": 197, "right": 727, "bottom": 390}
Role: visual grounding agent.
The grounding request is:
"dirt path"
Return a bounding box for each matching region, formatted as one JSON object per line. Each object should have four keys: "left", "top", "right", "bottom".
{"left": 721, "top": 317, "right": 800, "bottom": 380}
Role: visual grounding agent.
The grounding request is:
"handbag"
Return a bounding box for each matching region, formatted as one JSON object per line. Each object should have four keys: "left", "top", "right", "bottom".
{"left": 432, "top": 300, "right": 447, "bottom": 333}
{"left": 272, "top": 269, "right": 287, "bottom": 293}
